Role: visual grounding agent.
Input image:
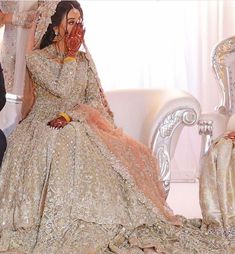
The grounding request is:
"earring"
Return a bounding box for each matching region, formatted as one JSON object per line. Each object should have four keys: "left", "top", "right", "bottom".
{"left": 53, "top": 31, "right": 59, "bottom": 42}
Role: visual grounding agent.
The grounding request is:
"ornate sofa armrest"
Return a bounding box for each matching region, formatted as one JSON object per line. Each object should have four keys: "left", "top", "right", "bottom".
{"left": 198, "top": 112, "right": 228, "bottom": 158}
{"left": 105, "top": 88, "right": 201, "bottom": 197}
{"left": 143, "top": 90, "right": 200, "bottom": 195}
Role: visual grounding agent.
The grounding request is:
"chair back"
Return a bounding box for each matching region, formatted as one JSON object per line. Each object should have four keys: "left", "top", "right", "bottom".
{"left": 211, "top": 36, "right": 235, "bottom": 116}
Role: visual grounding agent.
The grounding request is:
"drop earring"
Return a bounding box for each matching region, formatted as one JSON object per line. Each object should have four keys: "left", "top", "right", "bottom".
{"left": 53, "top": 30, "right": 59, "bottom": 42}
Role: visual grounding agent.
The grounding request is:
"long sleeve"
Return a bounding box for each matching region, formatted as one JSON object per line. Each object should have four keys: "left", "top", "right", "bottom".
{"left": 67, "top": 66, "right": 114, "bottom": 124}
{"left": 85, "top": 67, "right": 108, "bottom": 112}
{"left": 26, "top": 51, "right": 77, "bottom": 98}
{"left": 0, "top": 64, "right": 6, "bottom": 111}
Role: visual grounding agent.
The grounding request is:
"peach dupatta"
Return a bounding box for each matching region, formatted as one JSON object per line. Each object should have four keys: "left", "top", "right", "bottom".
{"left": 76, "top": 104, "right": 181, "bottom": 226}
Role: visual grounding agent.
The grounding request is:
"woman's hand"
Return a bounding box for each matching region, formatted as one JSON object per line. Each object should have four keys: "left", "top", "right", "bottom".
{"left": 0, "top": 11, "right": 4, "bottom": 28}
{"left": 225, "top": 131, "right": 235, "bottom": 141}
{"left": 47, "top": 116, "right": 69, "bottom": 129}
{"left": 65, "top": 22, "right": 85, "bottom": 58}
{"left": 0, "top": 11, "right": 12, "bottom": 28}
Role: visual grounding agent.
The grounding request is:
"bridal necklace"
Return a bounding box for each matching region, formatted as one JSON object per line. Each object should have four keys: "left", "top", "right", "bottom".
{"left": 54, "top": 43, "right": 66, "bottom": 61}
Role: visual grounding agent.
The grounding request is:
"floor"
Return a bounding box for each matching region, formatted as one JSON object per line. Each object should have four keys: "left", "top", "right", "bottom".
{"left": 167, "top": 181, "right": 202, "bottom": 218}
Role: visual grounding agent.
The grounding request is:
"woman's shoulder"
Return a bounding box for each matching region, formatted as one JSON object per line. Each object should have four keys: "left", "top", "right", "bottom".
{"left": 77, "top": 51, "right": 96, "bottom": 70}
{"left": 26, "top": 45, "right": 63, "bottom": 66}
{"left": 26, "top": 47, "right": 50, "bottom": 60}
{"left": 77, "top": 51, "right": 88, "bottom": 62}
{"left": 27, "top": 47, "right": 90, "bottom": 66}
{"left": 31, "top": 45, "right": 56, "bottom": 59}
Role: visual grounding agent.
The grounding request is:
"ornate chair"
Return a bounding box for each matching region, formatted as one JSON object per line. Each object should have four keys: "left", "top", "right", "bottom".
{"left": 199, "top": 36, "right": 235, "bottom": 157}
{"left": 106, "top": 88, "right": 200, "bottom": 196}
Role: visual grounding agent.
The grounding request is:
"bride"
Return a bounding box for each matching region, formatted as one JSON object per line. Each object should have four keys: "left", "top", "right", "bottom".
{"left": 0, "top": 1, "right": 232, "bottom": 253}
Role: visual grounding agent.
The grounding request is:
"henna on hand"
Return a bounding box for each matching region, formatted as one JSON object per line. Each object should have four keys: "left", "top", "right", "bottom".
{"left": 47, "top": 116, "right": 69, "bottom": 129}
{"left": 225, "top": 131, "right": 235, "bottom": 141}
{"left": 65, "top": 22, "right": 85, "bottom": 58}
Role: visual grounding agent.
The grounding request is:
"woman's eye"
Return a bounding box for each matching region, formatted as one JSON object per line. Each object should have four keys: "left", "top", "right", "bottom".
{"left": 68, "top": 21, "right": 75, "bottom": 25}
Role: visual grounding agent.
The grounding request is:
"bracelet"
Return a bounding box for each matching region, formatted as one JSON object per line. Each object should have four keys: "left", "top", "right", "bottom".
{"left": 58, "top": 112, "right": 71, "bottom": 122}
{"left": 12, "top": 12, "right": 24, "bottom": 27}
{"left": 63, "top": 56, "right": 76, "bottom": 63}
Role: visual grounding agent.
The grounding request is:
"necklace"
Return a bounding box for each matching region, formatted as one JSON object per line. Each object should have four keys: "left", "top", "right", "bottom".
{"left": 54, "top": 43, "right": 66, "bottom": 60}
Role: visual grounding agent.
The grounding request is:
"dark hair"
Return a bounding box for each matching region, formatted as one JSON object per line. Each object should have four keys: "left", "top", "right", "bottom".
{"left": 40, "top": 0, "right": 83, "bottom": 49}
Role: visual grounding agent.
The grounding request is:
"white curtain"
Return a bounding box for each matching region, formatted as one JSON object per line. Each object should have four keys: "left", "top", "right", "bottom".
{"left": 81, "top": 1, "right": 197, "bottom": 91}
{"left": 80, "top": 0, "right": 235, "bottom": 108}
{"left": 80, "top": 0, "right": 235, "bottom": 181}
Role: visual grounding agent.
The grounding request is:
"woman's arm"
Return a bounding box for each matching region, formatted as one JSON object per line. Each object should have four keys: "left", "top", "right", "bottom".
{"left": 26, "top": 51, "right": 77, "bottom": 98}
{"left": 0, "top": 10, "right": 36, "bottom": 28}
{"left": 26, "top": 19, "right": 83, "bottom": 98}
{"left": 66, "top": 66, "right": 113, "bottom": 124}
{"left": 85, "top": 67, "right": 108, "bottom": 111}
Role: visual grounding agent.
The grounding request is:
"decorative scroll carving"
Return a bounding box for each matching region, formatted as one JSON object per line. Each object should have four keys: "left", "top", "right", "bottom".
{"left": 151, "top": 107, "right": 198, "bottom": 196}
{"left": 198, "top": 120, "right": 213, "bottom": 157}
{"left": 158, "top": 108, "right": 197, "bottom": 139}
{"left": 211, "top": 36, "right": 235, "bottom": 115}
{"left": 157, "top": 145, "right": 170, "bottom": 194}
{"left": 198, "top": 119, "right": 213, "bottom": 136}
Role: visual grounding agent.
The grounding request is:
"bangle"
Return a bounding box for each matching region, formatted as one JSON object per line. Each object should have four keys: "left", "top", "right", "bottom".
{"left": 58, "top": 112, "right": 71, "bottom": 122}
{"left": 63, "top": 56, "right": 76, "bottom": 63}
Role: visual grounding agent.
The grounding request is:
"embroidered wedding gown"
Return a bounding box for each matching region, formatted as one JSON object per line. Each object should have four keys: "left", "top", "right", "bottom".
{"left": 0, "top": 44, "right": 232, "bottom": 254}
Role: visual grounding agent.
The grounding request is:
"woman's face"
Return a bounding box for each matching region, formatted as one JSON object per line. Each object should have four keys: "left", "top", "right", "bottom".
{"left": 56, "top": 8, "right": 82, "bottom": 38}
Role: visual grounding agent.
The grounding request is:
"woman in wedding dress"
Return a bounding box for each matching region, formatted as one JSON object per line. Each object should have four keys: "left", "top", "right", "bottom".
{"left": 0, "top": 1, "right": 232, "bottom": 253}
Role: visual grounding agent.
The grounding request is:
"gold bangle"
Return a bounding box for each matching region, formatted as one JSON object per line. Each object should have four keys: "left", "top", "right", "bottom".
{"left": 58, "top": 112, "right": 71, "bottom": 122}
{"left": 63, "top": 56, "right": 76, "bottom": 63}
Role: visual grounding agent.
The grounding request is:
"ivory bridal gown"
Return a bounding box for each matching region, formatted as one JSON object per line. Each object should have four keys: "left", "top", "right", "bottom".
{"left": 0, "top": 44, "right": 232, "bottom": 253}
